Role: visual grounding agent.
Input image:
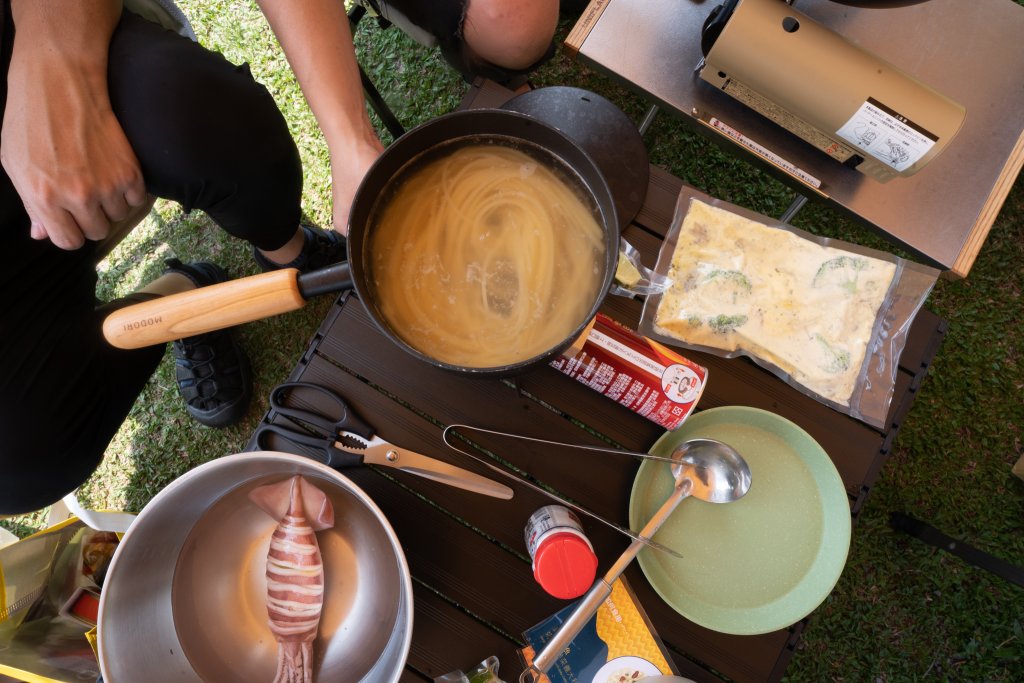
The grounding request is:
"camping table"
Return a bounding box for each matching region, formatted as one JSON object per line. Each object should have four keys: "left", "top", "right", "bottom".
{"left": 565, "top": 0, "right": 1024, "bottom": 278}
{"left": 245, "top": 82, "right": 947, "bottom": 682}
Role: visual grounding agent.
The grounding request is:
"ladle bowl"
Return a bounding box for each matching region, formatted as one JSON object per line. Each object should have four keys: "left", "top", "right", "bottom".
{"left": 671, "top": 438, "right": 752, "bottom": 504}
{"left": 522, "top": 438, "right": 751, "bottom": 682}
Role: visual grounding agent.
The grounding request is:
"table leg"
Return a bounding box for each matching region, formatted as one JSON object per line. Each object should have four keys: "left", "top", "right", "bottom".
{"left": 890, "top": 512, "right": 1024, "bottom": 588}
{"left": 639, "top": 103, "right": 659, "bottom": 136}
{"left": 779, "top": 194, "right": 808, "bottom": 223}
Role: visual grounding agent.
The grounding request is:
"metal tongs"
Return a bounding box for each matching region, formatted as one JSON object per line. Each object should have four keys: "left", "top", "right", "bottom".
{"left": 442, "top": 424, "right": 688, "bottom": 559}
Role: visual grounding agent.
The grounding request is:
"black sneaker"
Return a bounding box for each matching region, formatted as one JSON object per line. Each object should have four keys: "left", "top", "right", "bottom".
{"left": 164, "top": 259, "right": 253, "bottom": 428}
{"left": 253, "top": 224, "right": 347, "bottom": 274}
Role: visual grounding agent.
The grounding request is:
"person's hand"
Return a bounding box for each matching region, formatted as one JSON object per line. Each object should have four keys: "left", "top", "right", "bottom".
{"left": 1, "top": 22, "right": 147, "bottom": 250}
{"left": 330, "top": 137, "right": 384, "bottom": 236}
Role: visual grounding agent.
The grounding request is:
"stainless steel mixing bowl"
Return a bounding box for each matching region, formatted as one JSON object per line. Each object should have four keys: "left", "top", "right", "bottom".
{"left": 97, "top": 452, "right": 412, "bottom": 682}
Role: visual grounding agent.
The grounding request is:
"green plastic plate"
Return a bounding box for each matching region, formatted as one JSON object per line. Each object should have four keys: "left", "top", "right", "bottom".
{"left": 629, "top": 406, "right": 851, "bottom": 635}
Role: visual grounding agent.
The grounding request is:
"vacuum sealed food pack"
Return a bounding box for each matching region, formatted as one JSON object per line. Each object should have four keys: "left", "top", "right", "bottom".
{"left": 638, "top": 187, "right": 938, "bottom": 428}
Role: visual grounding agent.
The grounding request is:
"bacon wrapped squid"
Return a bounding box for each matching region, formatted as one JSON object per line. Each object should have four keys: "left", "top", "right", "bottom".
{"left": 250, "top": 475, "right": 335, "bottom": 683}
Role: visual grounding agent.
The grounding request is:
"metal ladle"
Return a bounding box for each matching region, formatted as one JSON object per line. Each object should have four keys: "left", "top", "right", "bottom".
{"left": 520, "top": 438, "right": 752, "bottom": 683}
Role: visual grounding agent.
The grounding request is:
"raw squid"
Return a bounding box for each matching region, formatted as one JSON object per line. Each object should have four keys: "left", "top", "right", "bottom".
{"left": 250, "top": 475, "right": 335, "bottom": 683}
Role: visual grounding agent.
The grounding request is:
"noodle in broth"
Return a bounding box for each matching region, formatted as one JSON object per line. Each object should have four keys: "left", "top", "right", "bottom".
{"left": 370, "top": 143, "right": 607, "bottom": 368}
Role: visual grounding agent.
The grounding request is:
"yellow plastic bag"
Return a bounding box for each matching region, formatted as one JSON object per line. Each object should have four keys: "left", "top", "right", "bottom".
{"left": 0, "top": 497, "right": 132, "bottom": 682}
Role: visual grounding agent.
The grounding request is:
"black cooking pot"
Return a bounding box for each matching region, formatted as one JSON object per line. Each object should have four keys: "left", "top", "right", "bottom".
{"left": 345, "top": 108, "right": 620, "bottom": 376}
{"left": 104, "top": 109, "right": 619, "bottom": 377}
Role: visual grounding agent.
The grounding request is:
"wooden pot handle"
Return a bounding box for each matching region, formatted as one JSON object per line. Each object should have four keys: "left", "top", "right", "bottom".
{"left": 102, "top": 269, "right": 306, "bottom": 349}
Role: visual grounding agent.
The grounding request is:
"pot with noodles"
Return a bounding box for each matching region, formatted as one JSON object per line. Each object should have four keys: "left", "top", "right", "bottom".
{"left": 350, "top": 109, "right": 619, "bottom": 375}
{"left": 100, "top": 109, "right": 619, "bottom": 373}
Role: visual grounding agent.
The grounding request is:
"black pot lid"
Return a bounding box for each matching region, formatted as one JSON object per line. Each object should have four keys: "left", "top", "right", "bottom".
{"left": 501, "top": 86, "right": 649, "bottom": 232}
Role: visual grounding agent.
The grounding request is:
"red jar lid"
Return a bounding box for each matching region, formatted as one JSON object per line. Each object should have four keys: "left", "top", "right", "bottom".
{"left": 532, "top": 531, "right": 598, "bottom": 599}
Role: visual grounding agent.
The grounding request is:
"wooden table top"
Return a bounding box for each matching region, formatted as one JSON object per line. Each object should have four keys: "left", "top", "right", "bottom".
{"left": 244, "top": 109, "right": 947, "bottom": 678}
{"left": 566, "top": 0, "right": 1024, "bottom": 278}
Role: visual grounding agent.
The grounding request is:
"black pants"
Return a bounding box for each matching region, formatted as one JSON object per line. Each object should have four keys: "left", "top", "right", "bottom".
{"left": 0, "top": 8, "right": 302, "bottom": 514}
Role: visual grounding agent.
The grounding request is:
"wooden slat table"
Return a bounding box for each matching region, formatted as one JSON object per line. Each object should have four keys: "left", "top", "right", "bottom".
{"left": 244, "top": 102, "right": 946, "bottom": 679}
{"left": 565, "top": 0, "right": 1024, "bottom": 277}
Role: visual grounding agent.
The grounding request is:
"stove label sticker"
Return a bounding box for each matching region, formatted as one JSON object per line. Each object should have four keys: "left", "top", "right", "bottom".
{"left": 836, "top": 97, "right": 937, "bottom": 172}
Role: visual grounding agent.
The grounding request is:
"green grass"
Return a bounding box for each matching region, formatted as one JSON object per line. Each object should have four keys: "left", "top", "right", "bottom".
{"left": 4, "top": 2, "right": 1022, "bottom": 680}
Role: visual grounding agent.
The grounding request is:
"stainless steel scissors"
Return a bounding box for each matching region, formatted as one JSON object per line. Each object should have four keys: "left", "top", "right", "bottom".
{"left": 254, "top": 382, "right": 513, "bottom": 500}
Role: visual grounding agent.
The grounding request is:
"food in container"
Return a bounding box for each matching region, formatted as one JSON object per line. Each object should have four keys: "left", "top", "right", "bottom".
{"left": 370, "top": 143, "right": 607, "bottom": 369}
{"left": 103, "top": 110, "right": 620, "bottom": 380}
{"left": 653, "top": 199, "right": 896, "bottom": 406}
{"left": 98, "top": 453, "right": 411, "bottom": 683}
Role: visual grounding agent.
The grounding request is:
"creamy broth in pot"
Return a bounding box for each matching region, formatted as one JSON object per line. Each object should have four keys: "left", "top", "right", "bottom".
{"left": 368, "top": 142, "right": 607, "bottom": 368}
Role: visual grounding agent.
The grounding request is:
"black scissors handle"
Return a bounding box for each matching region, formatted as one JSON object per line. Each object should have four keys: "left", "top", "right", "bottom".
{"left": 253, "top": 381, "right": 376, "bottom": 470}
{"left": 269, "top": 381, "right": 375, "bottom": 440}
{"left": 253, "top": 422, "right": 364, "bottom": 469}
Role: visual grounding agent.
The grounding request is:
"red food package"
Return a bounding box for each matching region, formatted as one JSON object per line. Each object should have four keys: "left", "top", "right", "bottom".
{"left": 550, "top": 314, "right": 707, "bottom": 431}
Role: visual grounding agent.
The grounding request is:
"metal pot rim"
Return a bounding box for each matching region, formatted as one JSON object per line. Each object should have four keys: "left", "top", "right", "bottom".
{"left": 347, "top": 109, "right": 621, "bottom": 377}
{"left": 97, "top": 452, "right": 413, "bottom": 683}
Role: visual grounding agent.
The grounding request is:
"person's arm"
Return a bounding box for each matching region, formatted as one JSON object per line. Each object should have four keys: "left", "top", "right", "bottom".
{"left": 255, "top": 0, "right": 384, "bottom": 234}
{"left": 0, "top": 0, "right": 148, "bottom": 250}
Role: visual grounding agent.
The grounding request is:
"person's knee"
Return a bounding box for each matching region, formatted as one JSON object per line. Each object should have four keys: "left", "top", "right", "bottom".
{"left": 462, "top": 0, "right": 559, "bottom": 70}
{"left": 0, "top": 438, "right": 100, "bottom": 516}
{"left": 108, "top": 18, "right": 302, "bottom": 239}
{"left": 114, "top": 56, "right": 300, "bottom": 196}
